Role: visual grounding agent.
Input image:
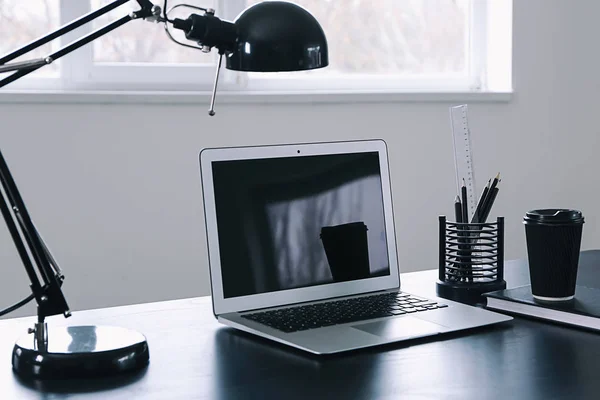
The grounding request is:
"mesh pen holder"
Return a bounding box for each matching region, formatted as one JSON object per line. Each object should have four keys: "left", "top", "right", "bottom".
{"left": 436, "top": 215, "right": 506, "bottom": 305}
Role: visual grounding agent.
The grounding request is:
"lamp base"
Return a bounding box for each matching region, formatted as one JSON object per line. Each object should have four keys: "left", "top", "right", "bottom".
{"left": 12, "top": 325, "right": 149, "bottom": 380}
{"left": 437, "top": 279, "right": 507, "bottom": 305}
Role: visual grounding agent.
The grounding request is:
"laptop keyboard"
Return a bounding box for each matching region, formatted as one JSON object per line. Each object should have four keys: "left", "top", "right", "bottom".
{"left": 241, "top": 292, "right": 447, "bottom": 333}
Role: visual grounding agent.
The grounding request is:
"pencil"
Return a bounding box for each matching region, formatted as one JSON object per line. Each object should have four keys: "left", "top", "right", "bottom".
{"left": 453, "top": 195, "right": 466, "bottom": 276}
{"left": 460, "top": 179, "right": 471, "bottom": 281}
{"left": 488, "top": 172, "right": 501, "bottom": 195}
{"left": 455, "top": 195, "right": 463, "bottom": 223}
{"left": 471, "top": 179, "right": 490, "bottom": 223}
{"left": 461, "top": 178, "right": 468, "bottom": 224}
{"left": 481, "top": 173, "right": 500, "bottom": 216}
{"left": 481, "top": 187, "right": 499, "bottom": 223}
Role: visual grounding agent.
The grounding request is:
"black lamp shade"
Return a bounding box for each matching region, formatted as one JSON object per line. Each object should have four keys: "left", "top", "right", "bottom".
{"left": 225, "top": 1, "right": 328, "bottom": 72}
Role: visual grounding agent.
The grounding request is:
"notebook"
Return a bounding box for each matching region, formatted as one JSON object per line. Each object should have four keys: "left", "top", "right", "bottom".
{"left": 484, "top": 285, "right": 600, "bottom": 331}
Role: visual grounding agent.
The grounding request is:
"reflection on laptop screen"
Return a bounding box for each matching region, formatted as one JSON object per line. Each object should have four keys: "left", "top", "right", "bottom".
{"left": 212, "top": 152, "right": 390, "bottom": 299}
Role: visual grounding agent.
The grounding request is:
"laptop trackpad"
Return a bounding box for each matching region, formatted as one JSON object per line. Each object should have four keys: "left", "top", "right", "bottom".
{"left": 351, "top": 317, "right": 443, "bottom": 339}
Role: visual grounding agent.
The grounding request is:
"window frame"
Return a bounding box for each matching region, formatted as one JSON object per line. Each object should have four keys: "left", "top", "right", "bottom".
{"left": 1, "top": 0, "right": 512, "bottom": 96}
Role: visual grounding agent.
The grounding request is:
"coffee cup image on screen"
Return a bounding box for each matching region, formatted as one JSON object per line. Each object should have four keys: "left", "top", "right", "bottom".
{"left": 211, "top": 152, "right": 390, "bottom": 298}
{"left": 320, "top": 222, "right": 371, "bottom": 282}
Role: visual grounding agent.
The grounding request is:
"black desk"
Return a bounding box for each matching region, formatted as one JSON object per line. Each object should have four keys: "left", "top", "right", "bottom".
{"left": 2, "top": 251, "right": 600, "bottom": 399}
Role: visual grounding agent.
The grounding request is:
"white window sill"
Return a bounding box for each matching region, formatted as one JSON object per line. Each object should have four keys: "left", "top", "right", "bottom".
{"left": 0, "top": 90, "right": 512, "bottom": 105}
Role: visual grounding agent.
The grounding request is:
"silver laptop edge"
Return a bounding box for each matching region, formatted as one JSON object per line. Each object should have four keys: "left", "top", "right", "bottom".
{"left": 200, "top": 140, "right": 512, "bottom": 354}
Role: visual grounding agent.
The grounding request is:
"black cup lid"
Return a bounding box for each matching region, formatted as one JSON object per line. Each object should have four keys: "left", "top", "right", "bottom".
{"left": 523, "top": 209, "right": 584, "bottom": 225}
{"left": 320, "top": 222, "right": 368, "bottom": 234}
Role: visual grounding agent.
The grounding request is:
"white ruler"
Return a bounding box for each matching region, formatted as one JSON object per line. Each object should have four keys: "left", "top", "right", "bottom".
{"left": 450, "top": 105, "right": 477, "bottom": 220}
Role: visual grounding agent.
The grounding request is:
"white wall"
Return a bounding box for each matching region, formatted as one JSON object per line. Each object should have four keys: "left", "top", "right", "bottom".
{"left": 1, "top": 0, "right": 599, "bottom": 318}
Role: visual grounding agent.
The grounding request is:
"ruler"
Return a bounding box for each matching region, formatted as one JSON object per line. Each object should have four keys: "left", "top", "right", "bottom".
{"left": 450, "top": 105, "right": 477, "bottom": 221}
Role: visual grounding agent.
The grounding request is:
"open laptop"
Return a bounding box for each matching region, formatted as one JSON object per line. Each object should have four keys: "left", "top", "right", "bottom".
{"left": 199, "top": 140, "right": 511, "bottom": 354}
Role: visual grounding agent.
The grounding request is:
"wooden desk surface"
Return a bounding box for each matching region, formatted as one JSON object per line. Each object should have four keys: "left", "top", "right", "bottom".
{"left": 2, "top": 251, "right": 600, "bottom": 400}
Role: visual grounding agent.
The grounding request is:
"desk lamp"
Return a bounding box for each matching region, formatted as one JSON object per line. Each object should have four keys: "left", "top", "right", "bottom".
{"left": 0, "top": 0, "right": 327, "bottom": 379}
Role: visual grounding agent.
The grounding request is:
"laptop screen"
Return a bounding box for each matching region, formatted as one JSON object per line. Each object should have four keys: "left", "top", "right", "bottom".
{"left": 211, "top": 151, "right": 390, "bottom": 299}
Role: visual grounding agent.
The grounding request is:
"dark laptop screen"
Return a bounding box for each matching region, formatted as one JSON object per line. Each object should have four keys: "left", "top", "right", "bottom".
{"left": 211, "top": 152, "right": 390, "bottom": 299}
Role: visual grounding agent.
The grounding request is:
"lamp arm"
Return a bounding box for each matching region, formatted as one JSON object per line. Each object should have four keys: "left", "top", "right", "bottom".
{"left": 0, "top": 1, "right": 230, "bottom": 323}
{"left": 0, "top": 167, "right": 43, "bottom": 297}
{"left": 0, "top": 0, "right": 239, "bottom": 115}
{"left": 0, "top": 150, "right": 70, "bottom": 321}
{"left": 0, "top": 0, "right": 130, "bottom": 66}
{"left": 0, "top": 2, "right": 159, "bottom": 322}
{"left": 0, "top": 0, "right": 169, "bottom": 323}
{"left": 0, "top": 0, "right": 160, "bottom": 89}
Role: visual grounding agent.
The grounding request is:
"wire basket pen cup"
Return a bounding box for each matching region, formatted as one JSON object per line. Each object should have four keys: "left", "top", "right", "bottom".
{"left": 437, "top": 215, "right": 506, "bottom": 304}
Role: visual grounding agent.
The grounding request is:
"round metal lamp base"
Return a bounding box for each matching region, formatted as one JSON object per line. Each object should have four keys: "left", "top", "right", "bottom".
{"left": 12, "top": 325, "right": 149, "bottom": 380}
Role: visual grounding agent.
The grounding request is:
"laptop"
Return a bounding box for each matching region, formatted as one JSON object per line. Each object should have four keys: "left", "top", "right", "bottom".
{"left": 199, "top": 139, "right": 512, "bottom": 354}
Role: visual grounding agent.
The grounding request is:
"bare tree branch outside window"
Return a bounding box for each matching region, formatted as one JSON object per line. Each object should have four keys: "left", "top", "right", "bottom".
{"left": 246, "top": 0, "right": 469, "bottom": 76}
{"left": 0, "top": 0, "right": 60, "bottom": 75}
{"left": 1, "top": 1, "right": 470, "bottom": 76}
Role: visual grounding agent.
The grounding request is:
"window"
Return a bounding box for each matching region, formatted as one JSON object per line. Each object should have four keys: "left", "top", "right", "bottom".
{"left": 0, "top": 0, "right": 512, "bottom": 95}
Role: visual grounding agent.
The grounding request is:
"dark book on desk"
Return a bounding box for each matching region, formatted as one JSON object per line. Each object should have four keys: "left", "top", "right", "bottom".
{"left": 484, "top": 285, "right": 600, "bottom": 332}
